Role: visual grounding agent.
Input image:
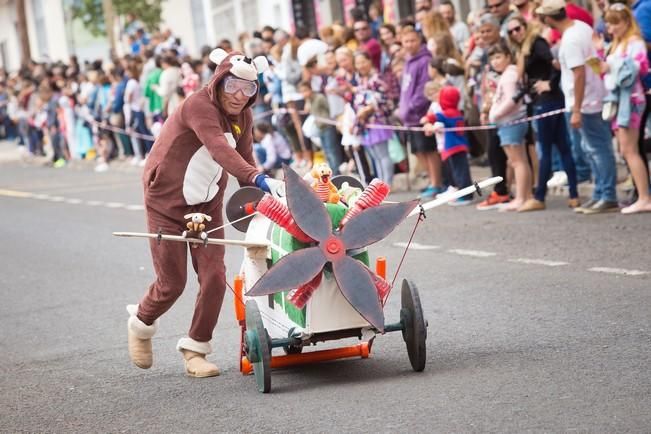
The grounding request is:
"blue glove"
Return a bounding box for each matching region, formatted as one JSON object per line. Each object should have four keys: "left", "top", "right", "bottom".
{"left": 254, "top": 174, "right": 271, "bottom": 193}
{"left": 254, "top": 174, "right": 285, "bottom": 197}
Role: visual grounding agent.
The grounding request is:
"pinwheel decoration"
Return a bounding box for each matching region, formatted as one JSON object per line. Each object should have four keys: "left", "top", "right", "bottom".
{"left": 245, "top": 166, "right": 418, "bottom": 332}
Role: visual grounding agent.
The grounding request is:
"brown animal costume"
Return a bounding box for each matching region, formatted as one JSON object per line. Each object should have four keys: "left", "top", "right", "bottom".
{"left": 126, "top": 49, "right": 269, "bottom": 377}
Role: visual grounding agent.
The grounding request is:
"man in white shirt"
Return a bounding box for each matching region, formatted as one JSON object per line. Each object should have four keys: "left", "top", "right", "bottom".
{"left": 439, "top": 0, "right": 471, "bottom": 52}
{"left": 538, "top": 0, "right": 618, "bottom": 214}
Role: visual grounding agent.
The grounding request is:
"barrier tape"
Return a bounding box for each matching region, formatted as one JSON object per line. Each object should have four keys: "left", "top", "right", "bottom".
{"left": 261, "top": 104, "right": 585, "bottom": 134}
{"left": 6, "top": 100, "right": 593, "bottom": 143}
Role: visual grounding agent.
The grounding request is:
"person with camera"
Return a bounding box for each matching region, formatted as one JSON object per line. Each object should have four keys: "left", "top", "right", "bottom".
{"left": 506, "top": 15, "right": 580, "bottom": 212}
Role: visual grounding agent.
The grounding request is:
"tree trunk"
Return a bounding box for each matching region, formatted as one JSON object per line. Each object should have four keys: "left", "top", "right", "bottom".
{"left": 102, "top": 0, "right": 116, "bottom": 58}
{"left": 16, "top": 0, "right": 31, "bottom": 67}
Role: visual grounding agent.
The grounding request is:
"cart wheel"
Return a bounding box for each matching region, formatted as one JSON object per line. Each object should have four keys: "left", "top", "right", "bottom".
{"left": 244, "top": 300, "right": 271, "bottom": 393}
{"left": 400, "top": 279, "right": 427, "bottom": 372}
{"left": 283, "top": 327, "right": 303, "bottom": 355}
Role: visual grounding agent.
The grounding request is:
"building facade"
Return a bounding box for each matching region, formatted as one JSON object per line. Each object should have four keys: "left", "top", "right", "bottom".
{"left": 0, "top": 0, "right": 569, "bottom": 71}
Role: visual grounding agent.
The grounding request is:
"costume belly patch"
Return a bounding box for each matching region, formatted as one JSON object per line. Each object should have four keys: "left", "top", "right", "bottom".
{"left": 183, "top": 145, "right": 223, "bottom": 205}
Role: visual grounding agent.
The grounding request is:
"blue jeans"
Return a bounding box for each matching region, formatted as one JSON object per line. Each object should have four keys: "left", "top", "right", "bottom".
{"left": 319, "top": 126, "right": 342, "bottom": 175}
{"left": 532, "top": 100, "right": 578, "bottom": 201}
{"left": 536, "top": 139, "right": 563, "bottom": 172}
{"left": 365, "top": 140, "right": 394, "bottom": 185}
{"left": 578, "top": 112, "right": 617, "bottom": 202}
{"left": 565, "top": 111, "right": 592, "bottom": 182}
{"left": 446, "top": 152, "right": 473, "bottom": 199}
{"left": 130, "top": 110, "right": 153, "bottom": 156}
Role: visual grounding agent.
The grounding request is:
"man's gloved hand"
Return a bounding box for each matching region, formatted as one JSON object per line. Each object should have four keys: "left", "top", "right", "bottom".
{"left": 254, "top": 174, "right": 286, "bottom": 197}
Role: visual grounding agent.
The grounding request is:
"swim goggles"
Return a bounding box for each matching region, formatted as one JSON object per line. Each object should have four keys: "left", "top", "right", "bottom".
{"left": 223, "top": 76, "right": 258, "bottom": 97}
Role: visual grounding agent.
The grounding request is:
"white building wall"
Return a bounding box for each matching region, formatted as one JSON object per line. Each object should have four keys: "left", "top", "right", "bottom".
{"left": 256, "top": 0, "right": 293, "bottom": 33}
{"left": 161, "top": 0, "right": 199, "bottom": 56}
{"left": 24, "top": 0, "right": 69, "bottom": 63}
{"left": 0, "top": 2, "right": 21, "bottom": 71}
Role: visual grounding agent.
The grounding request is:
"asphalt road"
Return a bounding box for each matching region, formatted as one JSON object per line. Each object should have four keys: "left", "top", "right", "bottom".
{"left": 1, "top": 156, "right": 650, "bottom": 433}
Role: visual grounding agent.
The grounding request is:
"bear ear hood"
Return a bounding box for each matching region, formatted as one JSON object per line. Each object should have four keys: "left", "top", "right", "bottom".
{"left": 206, "top": 49, "right": 270, "bottom": 116}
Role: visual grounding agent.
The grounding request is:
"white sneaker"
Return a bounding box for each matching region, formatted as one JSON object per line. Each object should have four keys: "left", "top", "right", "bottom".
{"left": 94, "top": 162, "right": 109, "bottom": 172}
{"left": 546, "top": 171, "right": 568, "bottom": 188}
{"left": 130, "top": 156, "right": 143, "bottom": 166}
{"left": 138, "top": 157, "right": 147, "bottom": 167}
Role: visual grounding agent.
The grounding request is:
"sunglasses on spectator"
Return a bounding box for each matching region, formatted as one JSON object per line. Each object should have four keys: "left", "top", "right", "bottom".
{"left": 508, "top": 25, "right": 523, "bottom": 35}
{"left": 417, "top": 6, "right": 430, "bottom": 12}
{"left": 223, "top": 76, "right": 257, "bottom": 97}
{"left": 487, "top": 0, "right": 505, "bottom": 9}
{"left": 354, "top": 26, "right": 369, "bottom": 31}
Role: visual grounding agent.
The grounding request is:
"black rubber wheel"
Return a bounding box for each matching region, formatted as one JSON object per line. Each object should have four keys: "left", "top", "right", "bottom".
{"left": 330, "top": 175, "right": 364, "bottom": 191}
{"left": 225, "top": 186, "right": 265, "bottom": 232}
{"left": 282, "top": 327, "right": 303, "bottom": 355}
{"left": 245, "top": 300, "right": 271, "bottom": 393}
{"left": 401, "top": 279, "right": 427, "bottom": 372}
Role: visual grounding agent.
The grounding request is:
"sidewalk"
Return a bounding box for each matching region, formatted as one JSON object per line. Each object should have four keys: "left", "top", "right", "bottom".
{"left": 0, "top": 139, "right": 24, "bottom": 164}
{"left": 1, "top": 139, "right": 633, "bottom": 199}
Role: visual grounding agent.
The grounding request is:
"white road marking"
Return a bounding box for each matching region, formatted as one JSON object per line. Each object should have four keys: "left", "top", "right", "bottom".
{"left": 33, "top": 194, "right": 50, "bottom": 200}
{"left": 124, "top": 204, "right": 145, "bottom": 211}
{"left": 85, "top": 200, "right": 103, "bottom": 206}
{"left": 0, "top": 189, "right": 34, "bottom": 198}
{"left": 508, "top": 258, "right": 569, "bottom": 267}
{"left": 448, "top": 249, "right": 497, "bottom": 257}
{"left": 589, "top": 267, "right": 649, "bottom": 276}
{"left": 104, "top": 202, "right": 125, "bottom": 208}
{"left": 48, "top": 196, "right": 65, "bottom": 202}
{"left": 392, "top": 242, "right": 440, "bottom": 250}
{"left": 65, "top": 198, "right": 83, "bottom": 205}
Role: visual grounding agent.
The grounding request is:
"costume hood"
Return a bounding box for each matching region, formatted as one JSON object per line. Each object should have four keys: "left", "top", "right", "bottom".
{"left": 206, "top": 49, "right": 269, "bottom": 119}
{"left": 439, "top": 86, "right": 462, "bottom": 118}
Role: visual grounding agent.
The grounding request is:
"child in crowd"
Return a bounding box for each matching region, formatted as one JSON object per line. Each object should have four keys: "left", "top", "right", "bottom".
{"left": 422, "top": 85, "right": 474, "bottom": 205}
{"left": 488, "top": 41, "right": 532, "bottom": 211}
{"left": 427, "top": 57, "right": 448, "bottom": 94}
{"left": 253, "top": 121, "right": 293, "bottom": 174}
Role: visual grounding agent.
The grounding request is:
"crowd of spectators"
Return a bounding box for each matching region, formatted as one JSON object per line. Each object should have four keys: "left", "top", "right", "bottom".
{"left": 0, "top": 0, "right": 650, "bottom": 214}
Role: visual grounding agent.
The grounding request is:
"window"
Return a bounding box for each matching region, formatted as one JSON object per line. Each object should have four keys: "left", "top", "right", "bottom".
{"left": 31, "top": 0, "right": 48, "bottom": 59}
{"left": 212, "top": 1, "right": 236, "bottom": 43}
{"left": 191, "top": 0, "right": 208, "bottom": 48}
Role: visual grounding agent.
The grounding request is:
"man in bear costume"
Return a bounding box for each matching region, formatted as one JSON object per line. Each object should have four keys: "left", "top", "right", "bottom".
{"left": 126, "top": 49, "right": 280, "bottom": 377}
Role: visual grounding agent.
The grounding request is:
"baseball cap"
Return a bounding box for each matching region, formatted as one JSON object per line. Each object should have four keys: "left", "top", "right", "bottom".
{"left": 535, "top": 0, "right": 566, "bottom": 15}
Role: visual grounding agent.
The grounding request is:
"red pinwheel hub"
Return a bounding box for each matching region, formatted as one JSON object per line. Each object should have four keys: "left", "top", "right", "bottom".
{"left": 324, "top": 236, "right": 345, "bottom": 259}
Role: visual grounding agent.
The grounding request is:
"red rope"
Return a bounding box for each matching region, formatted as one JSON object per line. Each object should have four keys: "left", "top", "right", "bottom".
{"left": 384, "top": 206, "right": 425, "bottom": 305}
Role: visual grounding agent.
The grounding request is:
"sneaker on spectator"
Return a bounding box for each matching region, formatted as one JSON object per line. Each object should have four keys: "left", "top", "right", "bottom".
{"left": 130, "top": 156, "right": 143, "bottom": 166}
{"left": 547, "top": 171, "right": 567, "bottom": 188}
{"left": 567, "top": 198, "right": 581, "bottom": 208}
{"left": 53, "top": 158, "right": 66, "bottom": 169}
{"left": 95, "top": 162, "right": 109, "bottom": 172}
{"left": 138, "top": 157, "right": 147, "bottom": 167}
{"left": 582, "top": 200, "right": 619, "bottom": 215}
{"left": 517, "top": 198, "right": 545, "bottom": 212}
{"left": 419, "top": 185, "right": 444, "bottom": 199}
{"left": 476, "top": 191, "right": 510, "bottom": 210}
{"left": 573, "top": 199, "right": 597, "bottom": 214}
{"left": 447, "top": 197, "right": 473, "bottom": 206}
{"left": 546, "top": 171, "right": 568, "bottom": 188}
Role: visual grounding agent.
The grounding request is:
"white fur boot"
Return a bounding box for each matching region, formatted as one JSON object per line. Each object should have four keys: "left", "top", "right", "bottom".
{"left": 126, "top": 304, "right": 158, "bottom": 369}
{"left": 177, "top": 337, "right": 220, "bottom": 378}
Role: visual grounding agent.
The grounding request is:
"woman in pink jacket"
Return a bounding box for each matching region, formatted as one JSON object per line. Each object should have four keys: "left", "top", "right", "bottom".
{"left": 488, "top": 41, "right": 533, "bottom": 211}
